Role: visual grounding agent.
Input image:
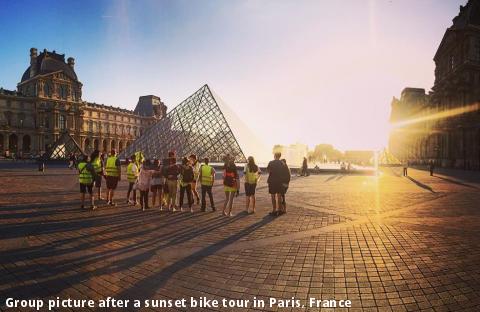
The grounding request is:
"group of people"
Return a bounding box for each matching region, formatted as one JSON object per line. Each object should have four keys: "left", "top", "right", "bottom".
{"left": 76, "top": 149, "right": 291, "bottom": 217}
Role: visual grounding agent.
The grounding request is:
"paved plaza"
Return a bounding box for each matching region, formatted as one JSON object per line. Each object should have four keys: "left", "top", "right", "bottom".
{"left": 1, "top": 163, "right": 480, "bottom": 311}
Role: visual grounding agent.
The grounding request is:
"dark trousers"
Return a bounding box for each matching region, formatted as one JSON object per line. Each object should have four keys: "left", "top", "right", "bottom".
{"left": 139, "top": 190, "right": 149, "bottom": 208}
{"left": 403, "top": 168, "right": 408, "bottom": 176}
{"left": 201, "top": 185, "right": 215, "bottom": 211}
{"left": 127, "top": 182, "right": 137, "bottom": 202}
{"left": 179, "top": 184, "right": 193, "bottom": 208}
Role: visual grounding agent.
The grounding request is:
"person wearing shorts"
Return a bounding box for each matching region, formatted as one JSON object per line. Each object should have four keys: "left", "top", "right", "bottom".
{"left": 150, "top": 159, "right": 164, "bottom": 209}
{"left": 267, "top": 152, "right": 286, "bottom": 216}
{"left": 105, "top": 149, "right": 121, "bottom": 206}
{"left": 244, "top": 156, "right": 261, "bottom": 214}
{"left": 77, "top": 155, "right": 97, "bottom": 210}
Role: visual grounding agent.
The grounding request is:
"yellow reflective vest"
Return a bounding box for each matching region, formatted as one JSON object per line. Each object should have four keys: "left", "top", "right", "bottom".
{"left": 200, "top": 164, "right": 214, "bottom": 186}
{"left": 245, "top": 166, "right": 259, "bottom": 184}
{"left": 92, "top": 157, "right": 102, "bottom": 174}
{"left": 105, "top": 156, "right": 119, "bottom": 177}
{"left": 78, "top": 162, "right": 93, "bottom": 184}
{"left": 127, "top": 163, "right": 138, "bottom": 182}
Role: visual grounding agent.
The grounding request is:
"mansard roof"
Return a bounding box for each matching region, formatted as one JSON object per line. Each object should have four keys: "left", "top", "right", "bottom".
{"left": 21, "top": 49, "right": 78, "bottom": 83}
{"left": 434, "top": 0, "right": 480, "bottom": 60}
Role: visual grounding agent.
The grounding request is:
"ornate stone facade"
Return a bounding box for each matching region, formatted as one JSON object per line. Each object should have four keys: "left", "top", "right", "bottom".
{"left": 389, "top": 0, "right": 480, "bottom": 170}
{"left": 0, "top": 48, "right": 167, "bottom": 157}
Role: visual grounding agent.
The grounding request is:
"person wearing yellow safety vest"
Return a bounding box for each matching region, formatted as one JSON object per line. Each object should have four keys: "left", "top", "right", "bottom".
{"left": 244, "top": 156, "right": 262, "bottom": 214}
{"left": 77, "top": 155, "right": 97, "bottom": 210}
{"left": 126, "top": 155, "right": 139, "bottom": 205}
{"left": 188, "top": 154, "right": 201, "bottom": 205}
{"left": 105, "top": 149, "right": 121, "bottom": 206}
{"left": 199, "top": 157, "right": 216, "bottom": 212}
{"left": 90, "top": 149, "right": 104, "bottom": 201}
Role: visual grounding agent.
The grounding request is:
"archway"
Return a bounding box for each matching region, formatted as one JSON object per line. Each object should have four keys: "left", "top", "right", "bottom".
{"left": 111, "top": 140, "right": 116, "bottom": 152}
{"left": 84, "top": 138, "right": 90, "bottom": 151}
{"left": 94, "top": 139, "right": 99, "bottom": 150}
{"left": 9, "top": 134, "right": 18, "bottom": 152}
{"left": 102, "top": 139, "right": 108, "bottom": 152}
{"left": 22, "top": 135, "right": 31, "bottom": 152}
{"left": 119, "top": 141, "right": 123, "bottom": 152}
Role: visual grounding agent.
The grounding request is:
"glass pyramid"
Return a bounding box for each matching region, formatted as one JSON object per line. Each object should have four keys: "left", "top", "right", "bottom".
{"left": 120, "top": 85, "right": 246, "bottom": 163}
{"left": 45, "top": 132, "right": 85, "bottom": 160}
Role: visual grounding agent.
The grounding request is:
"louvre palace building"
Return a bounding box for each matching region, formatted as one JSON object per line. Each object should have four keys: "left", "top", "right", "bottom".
{"left": 389, "top": 0, "right": 480, "bottom": 170}
{"left": 0, "top": 48, "right": 167, "bottom": 157}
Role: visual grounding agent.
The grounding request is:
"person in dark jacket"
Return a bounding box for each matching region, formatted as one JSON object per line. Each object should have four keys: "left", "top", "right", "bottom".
{"left": 179, "top": 157, "right": 194, "bottom": 212}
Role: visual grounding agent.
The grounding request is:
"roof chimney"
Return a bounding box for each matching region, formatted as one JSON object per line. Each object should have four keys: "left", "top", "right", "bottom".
{"left": 67, "top": 57, "right": 75, "bottom": 69}
{"left": 29, "top": 47, "right": 38, "bottom": 78}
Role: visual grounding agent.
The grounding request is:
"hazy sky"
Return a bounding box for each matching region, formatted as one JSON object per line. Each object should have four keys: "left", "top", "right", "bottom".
{"left": 0, "top": 0, "right": 466, "bottom": 151}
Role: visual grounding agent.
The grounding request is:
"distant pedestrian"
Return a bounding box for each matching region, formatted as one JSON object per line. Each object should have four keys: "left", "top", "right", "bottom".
{"left": 126, "top": 155, "right": 138, "bottom": 205}
{"left": 267, "top": 152, "right": 287, "bottom": 216}
{"left": 77, "top": 155, "right": 97, "bottom": 210}
{"left": 137, "top": 159, "right": 152, "bottom": 211}
{"left": 244, "top": 156, "right": 261, "bottom": 214}
{"left": 199, "top": 157, "right": 216, "bottom": 212}
{"left": 280, "top": 159, "right": 291, "bottom": 215}
{"left": 189, "top": 154, "right": 201, "bottom": 205}
{"left": 105, "top": 149, "right": 121, "bottom": 206}
{"left": 301, "top": 157, "right": 309, "bottom": 176}
{"left": 179, "top": 157, "right": 194, "bottom": 212}
{"left": 91, "top": 149, "right": 104, "bottom": 201}
{"left": 68, "top": 153, "right": 76, "bottom": 169}
{"left": 150, "top": 159, "right": 164, "bottom": 210}
{"left": 429, "top": 161, "right": 435, "bottom": 176}
{"left": 165, "top": 154, "right": 181, "bottom": 211}
{"left": 403, "top": 160, "right": 409, "bottom": 177}
{"left": 223, "top": 157, "right": 239, "bottom": 216}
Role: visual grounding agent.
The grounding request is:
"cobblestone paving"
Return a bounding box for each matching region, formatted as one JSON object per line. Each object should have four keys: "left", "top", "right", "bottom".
{"left": 1, "top": 164, "right": 480, "bottom": 311}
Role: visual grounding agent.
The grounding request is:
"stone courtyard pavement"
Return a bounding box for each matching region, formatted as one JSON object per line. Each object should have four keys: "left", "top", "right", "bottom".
{"left": 1, "top": 163, "right": 480, "bottom": 311}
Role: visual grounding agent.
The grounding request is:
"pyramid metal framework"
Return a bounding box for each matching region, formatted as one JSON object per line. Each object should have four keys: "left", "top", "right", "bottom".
{"left": 45, "top": 132, "right": 85, "bottom": 160}
{"left": 120, "top": 85, "right": 246, "bottom": 162}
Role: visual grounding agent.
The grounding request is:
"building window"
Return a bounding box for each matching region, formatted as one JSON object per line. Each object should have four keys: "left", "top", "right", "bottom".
{"left": 4, "top": 111, "right": 12, "bottom": 126}
{"left": 89, "top": 120, "right": 93, "bottom": 132}
{"left": 105, "top": 123, "right": 109, "bottom": 133}
{"left": 43, "top": 83, "right": 52, "bottom": 97}
{"left": 59, "top": 115, "right": 66, "bottom": 130}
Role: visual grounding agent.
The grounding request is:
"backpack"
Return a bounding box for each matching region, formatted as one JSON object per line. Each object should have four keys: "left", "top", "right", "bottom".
{"left": 182, "top": 166, "right": 194, "bottom": 183}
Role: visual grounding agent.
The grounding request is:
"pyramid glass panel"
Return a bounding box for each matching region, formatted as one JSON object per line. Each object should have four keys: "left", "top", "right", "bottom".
{"left": 45, "top": 132, "right": 85, "bottom": 160}
{"left": 120, "top": 85, "right": 246, "bottom": 162}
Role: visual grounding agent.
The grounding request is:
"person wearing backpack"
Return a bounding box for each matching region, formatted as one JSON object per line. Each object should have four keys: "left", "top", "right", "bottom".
{"left": 179, "top": 157, "right": 194, "bottom": 212}
{"left": 223, "top": 157, "right": 239, "bottom": 217}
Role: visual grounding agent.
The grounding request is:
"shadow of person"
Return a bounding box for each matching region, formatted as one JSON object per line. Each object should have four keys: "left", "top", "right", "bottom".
{"left": 115, "top": 215, "right": 275, "bottom": 301}
{"left": 407, "top": 176, "right": 435, "bottom": 193}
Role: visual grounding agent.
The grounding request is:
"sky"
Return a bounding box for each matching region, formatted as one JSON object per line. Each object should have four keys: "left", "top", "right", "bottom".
{"left": 0, "top": 0, "right": 467, "bottom": 152}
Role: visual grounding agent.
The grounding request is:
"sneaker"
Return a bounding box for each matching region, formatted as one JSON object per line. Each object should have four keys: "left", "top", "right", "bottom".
{"left": 159, "top": 206, "right": 163, "bottom": 211}
{"left": 222, "top": 210, "right": 227, "bottom": 216}
{"left": 229, "top": 212, "right": 233, "bottom": 217}
{"left": 90, "top": 205, "right": 97, "bottom": 210}
{"left": 172, "top": 207, "right": 177, "bottom": 212}
{"left": 126, "top": 200, "right": 130, "bottom": 204}
{"left": 110, "top": 202, "right": 117, "bottom": 206}
{"left": 190, "top": 208, "right": 194, "bottom": 213}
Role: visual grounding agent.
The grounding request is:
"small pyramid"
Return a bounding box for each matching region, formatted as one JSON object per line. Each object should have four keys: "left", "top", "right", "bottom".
{"left": 45, "top": 132, "right": 85, "bottom": 160}
{"left": 120, "top": 85, "right": 246, "bottom": 162}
